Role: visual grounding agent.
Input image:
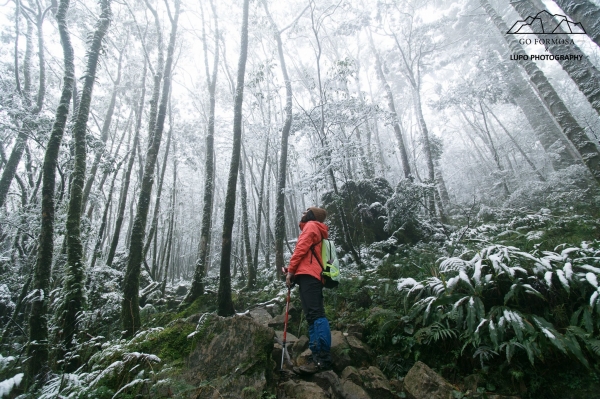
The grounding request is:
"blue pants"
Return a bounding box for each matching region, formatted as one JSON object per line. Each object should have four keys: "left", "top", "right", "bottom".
{"left": 296, "top": 274, "right": 332, "bottom": 366}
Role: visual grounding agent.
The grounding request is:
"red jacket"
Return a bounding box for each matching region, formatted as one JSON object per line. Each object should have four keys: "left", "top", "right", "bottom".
{"left": 288, "top": 220, "right": 329, "bottom": 282}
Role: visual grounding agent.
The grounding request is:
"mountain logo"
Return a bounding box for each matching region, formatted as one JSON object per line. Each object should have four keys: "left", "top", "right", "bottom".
{"left": 507, "top": 10, "right": 586, "bottom": 34}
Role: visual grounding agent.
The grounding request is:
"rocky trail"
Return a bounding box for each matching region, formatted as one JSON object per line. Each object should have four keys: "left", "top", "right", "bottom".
{"left": 176, "top": 302, "right": 522, "bottom": 399}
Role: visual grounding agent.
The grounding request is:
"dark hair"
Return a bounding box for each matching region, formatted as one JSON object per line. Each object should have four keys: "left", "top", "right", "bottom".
{"left": 302, "top": 209, "right": 316, "bottom": 222}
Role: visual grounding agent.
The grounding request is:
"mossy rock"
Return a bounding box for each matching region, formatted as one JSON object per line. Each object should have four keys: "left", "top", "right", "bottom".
{"left": 183, "top": 314, "right": 276, "bottom": 398}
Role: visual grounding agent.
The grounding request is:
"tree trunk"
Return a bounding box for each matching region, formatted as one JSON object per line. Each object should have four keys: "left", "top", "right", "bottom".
{"left": 511, "top": 0, "right": 600, "bottom": 116}
{"left": 261, "top": 0, "right": 293, "bottom": 280}
{"left": 90, "top": 157, "right": 125, "bottom": 269}
{"left": 484, "top": 102, "right": 546, "bottom": 181}
{"left": 480, "top": 0, "right": 600, "bottom": 184}
{"left": 369, "top": 33, "right": 411, "bottom": 179}
{"left": 240, "top": 155, "right": 254, "bottom": 288}
{"left": 25, "top": 0, "right": 74, "bottom": 385}
{"left": 553, "top": 0, "right": 600, "bottom": 49}
{"left": 217, "top": 0, "right": 249, "bottom": 317}
{"left": 121, "top": 0, "right": 180, "bottom": 338}
{"left": 161, "top": 151, "right": 177, "bottom": 295}
{"left": 106, "top": 61, "right": 147, "bottom": 267}
{"left": 252, "top": 135, "right": 269, "bottom": 283}
{"left": 182, "top": 0, "right": 219, "bottom": 308}
{"left": 142, "top": 0, "right": 164, "bottom": 148}
{"left": 81, "top": 47, "right": 124, "bottom": 210}
{"left": 58, "top": 0, "right": 111, "bottom": 371}
{"left": 142, "top": 123, "right": 173, "bottom": 272}
{"left": 14, "top": 0, "right": 21, "bottom": 94}
{"left": 502, "top": 54, "right": 577, "bottom": 168}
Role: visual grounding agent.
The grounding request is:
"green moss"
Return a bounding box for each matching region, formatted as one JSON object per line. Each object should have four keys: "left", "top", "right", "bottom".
{"left": 134, "top": 319, "right": 198, "bottom": 363}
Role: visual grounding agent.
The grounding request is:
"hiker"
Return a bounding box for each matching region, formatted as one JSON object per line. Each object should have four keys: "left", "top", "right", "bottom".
{"left": 286, "top": 206, "right": 332, "bottom": 373}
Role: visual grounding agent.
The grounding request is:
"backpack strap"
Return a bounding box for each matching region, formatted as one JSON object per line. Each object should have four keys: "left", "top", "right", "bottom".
{"left": 310, "top": 243, "right": 325, "bottom": 271}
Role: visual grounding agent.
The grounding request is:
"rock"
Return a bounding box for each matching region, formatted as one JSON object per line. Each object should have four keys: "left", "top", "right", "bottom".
{"left": 265, "top": 302, "right": 282, "bottom": 317}
{"left": 276, "top": 330, "right": 298, "bottom": 345}
{"left": 346, "top": 324, "right": 364, "bottom": 340}
{"left": 346, "top": 335, "right": 373, "bottom": 366}
{"left": 310, "top": 370, "right": 344, "bottom": 396}
{"left": 175, "top": 284, "right": 188, "bottom": 296}
{"left": 274, "top": 331, "right": 298, "bottom": 370}
{"left": 184, "top": 314, "right": 275, "bottom": 398}
{"left": 330, "top": 331, "right": 352, "bottom": 372}
{"left": 249, "top": 308, "right": 273, "bottom": 327}
{"left": 359, "top": 366, "right": 395, "bottom": 399}
{"left": 278, "top": 380, "right": 331, "bottom": 399}
{"left": 269, "top": 314, "right": 291, "bottom": 329}
{"left": 341, "top": 366, "right": 362, "bottom": 386}
{"left": 292, "top": 335, "right": 309, "bottom": 355}
{"left": 296, "top": 348, "right": 313, "bottom": 366}
{"left": 341, "top": 379, "right": 371, "bottom": 399}
{"left": 403, "top": 361, "right": 457, "bottom": 399}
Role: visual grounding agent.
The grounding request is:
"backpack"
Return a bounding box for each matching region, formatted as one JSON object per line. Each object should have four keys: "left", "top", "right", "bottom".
{"left": 311, "top": 238, "right": 340, "bottom": 289}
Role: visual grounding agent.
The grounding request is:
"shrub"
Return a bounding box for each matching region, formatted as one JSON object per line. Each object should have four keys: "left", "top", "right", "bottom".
{"left": 396, "top": 242, "right": 600, "bottom": 369}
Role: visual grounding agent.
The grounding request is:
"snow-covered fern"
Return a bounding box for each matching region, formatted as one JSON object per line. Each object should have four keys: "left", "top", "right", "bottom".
{"left": 397, "top": 241, "right": 600, "bottom": 366}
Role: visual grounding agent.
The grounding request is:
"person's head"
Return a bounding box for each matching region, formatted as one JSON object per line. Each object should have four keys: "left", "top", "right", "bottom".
{"left": 301, "top": 207, "right": 327, "bottom": 223}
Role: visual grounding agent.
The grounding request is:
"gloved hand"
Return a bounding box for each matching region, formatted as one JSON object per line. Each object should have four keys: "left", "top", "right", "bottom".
{"left": 286, "top": 272, "right": 294, "bottom": 287}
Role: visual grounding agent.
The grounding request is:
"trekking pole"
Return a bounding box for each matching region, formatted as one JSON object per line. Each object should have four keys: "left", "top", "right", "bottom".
{"left": 281, "top": 267, "right": 293, "bottom": 371}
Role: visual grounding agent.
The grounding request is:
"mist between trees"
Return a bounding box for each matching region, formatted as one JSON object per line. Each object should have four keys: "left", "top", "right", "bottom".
{"left": 0, "top": 0, "right": 600, "bottom": 396}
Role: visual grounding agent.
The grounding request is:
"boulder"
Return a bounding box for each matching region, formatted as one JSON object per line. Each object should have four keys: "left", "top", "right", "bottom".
{"left": 249, "top": 308, "right": 273, "bottom": 327}
{"left": 273, "top": 331, "right": 298, "bottom": 370}
{"left": 175, "top": 284, "right": 188, "bottom": 296}
{"left": 359, "top": 366, "right": 395, "bottom": 399}
{"left": 276, "top": 331, "right": 298, "bottom": 345}
{"left": 296, "top": 348, "right": 313, "bottom": 366}
{"left": 330, "top": 331, "right": 352, "bottom": 372}
{"left": 310, "top": 370, "right": 344, "bottom": 396}
{"left": 346, "top": 335, "right": 373, "bottom": 366}
{"left": 341, "top": 366, "right": 362, "bottom": 386}
{"left": 346, "top": 324, "right": 364, "bottom": 340}
{"left": 265, "top": 302, "right": 282, "bottom": 317}
{"left": 278, "top": 380, "right": 331, "bottom": 399}
{"left": 273, "top": 342, "right": 295, "bottom": 370}
{"left": 269, "top": 314, "right": 291, "bottom": 329}
{"left": 341, "top": 380, "right": 371, "bottom": 399}
{"left": 403, "top": 361, "right": 457, "bottom": 399}
{"left": 292, "top": 335, "right": 309, "bottom": 355}
{"left": 184, "top": 314, "right": 275, "bottom": 398}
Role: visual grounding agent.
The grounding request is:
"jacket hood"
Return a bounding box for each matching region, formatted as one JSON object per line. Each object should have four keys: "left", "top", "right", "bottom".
{"left": 299, "top": 220, "right": 329, "bottom": 239}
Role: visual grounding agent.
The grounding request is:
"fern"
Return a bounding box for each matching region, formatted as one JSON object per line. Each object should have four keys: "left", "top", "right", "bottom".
{"left": 397, "top": 241, "right": 600, "bottom": 367}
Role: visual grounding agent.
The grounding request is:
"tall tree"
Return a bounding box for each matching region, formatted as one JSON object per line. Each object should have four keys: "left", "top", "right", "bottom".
{"left": 25, "top": 0, "right": 74, "bottom": 385}
{"left": 511, "top": 0, "right": 600, "bottom": 117}
{"left": 552, "top": 0, "right": 600, "bottom": 49}
{"left": 480, "top": 0, "right": 600, "bottom": 184}
{"left": 181, "top": 0, "right": 219, "bottom": 308}
{"left": 121, "top": 0, "right": 180, "bottom": 337}
{"left": 261, "top": 0, "right": 296, "bottom": 278}
{"left": 217, "top": 0, "right": 250, "bottom": 317}
{"left": 368, "top": 31, "right": 412, "bottom": 179}
{"left": 58, "top": 0, "right": 112, "bottom": 371}
{"left": 106, "top": 61, "right": 147, "bottom": 267}
{"left": 239, "top": 154, "right": 254, "bottom": 287}
{"left": 0, "top": 0, "right": 49, "bottom": 208}
{"left": 81, "top": 42, "right": 126, "bottom": 210}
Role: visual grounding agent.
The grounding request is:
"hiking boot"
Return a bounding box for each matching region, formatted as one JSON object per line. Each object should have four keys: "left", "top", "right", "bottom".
{"left": 293, "top": 360, "right": 320, "bottom": 375}
{"left": 316, "top": 352, "right": 332, "bottom": 371}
